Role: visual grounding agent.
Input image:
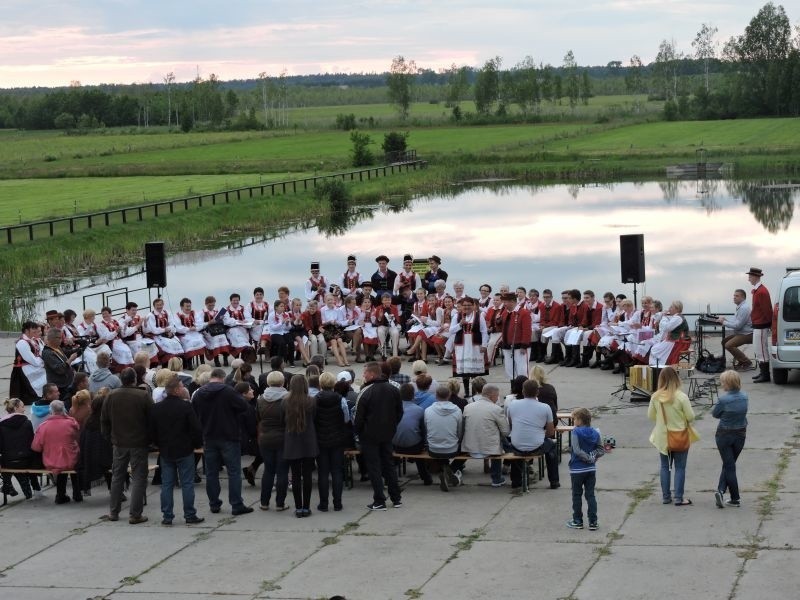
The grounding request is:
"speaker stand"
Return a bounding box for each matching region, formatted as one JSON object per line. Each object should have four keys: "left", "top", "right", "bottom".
{"left": 633, "top": 282, "right": 638, "bottom": 311}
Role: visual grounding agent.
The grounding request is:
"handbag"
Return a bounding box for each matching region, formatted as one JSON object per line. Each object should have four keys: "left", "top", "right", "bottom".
{"left": 206, "top": 321, "right": 227, "bottom": 337}
{"left": 660, "top": 401, "right": 690, "bottom": 452}
{"left": 695, "top": 349, "right": 725, "bottom": 373}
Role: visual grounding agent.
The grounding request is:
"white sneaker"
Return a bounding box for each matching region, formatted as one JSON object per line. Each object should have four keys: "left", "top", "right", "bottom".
{"left": 454, "top": 469, "right": 463, "bottom": 487}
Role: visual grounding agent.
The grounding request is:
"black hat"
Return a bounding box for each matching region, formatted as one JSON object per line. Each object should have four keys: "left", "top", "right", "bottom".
{"left": 311, "top": 261, "right": 320, "bottom": 271}
{"left": 361, "top": 281, "right": 373, "bottom": 288}
{"left": 403, "top": 254, "right": 413, "bottom": 262}
{"left": 429, "top": 255, "right": 442, "bottom": 264}
{"left": 375, "top": 255, "right": 389, "bottom": 263}
{"left": 347, "top": 255, "right": 356, "bottom": 263}
{"left": 745, "top": 267, "right": 764, "bottom": 277}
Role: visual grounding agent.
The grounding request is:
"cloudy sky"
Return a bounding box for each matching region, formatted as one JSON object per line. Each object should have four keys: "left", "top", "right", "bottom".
{"left": 0, "top": 1, "right": 787, "bottom": 88}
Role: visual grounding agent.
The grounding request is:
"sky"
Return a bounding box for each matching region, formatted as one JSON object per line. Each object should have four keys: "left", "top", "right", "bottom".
{"left": 0, "top": 1, "right": 790, "bottom": 88}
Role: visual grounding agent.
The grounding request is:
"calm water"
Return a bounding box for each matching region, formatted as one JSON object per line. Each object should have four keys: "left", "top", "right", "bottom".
{"left": 16, "top": 178, "right": 800, "bottom": 323}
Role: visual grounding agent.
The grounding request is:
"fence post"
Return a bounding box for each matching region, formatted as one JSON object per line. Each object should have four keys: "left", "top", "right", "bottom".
{"left": 50, "top": 222, "right": 54, "bottom": 236}
{"left": 69, "top": 218, "right": 74, "bottom": 233}
{"left": 169, "top": 202, "right": 174, "bottom": 214}
{"left": 6, "top": 228, "right": 11, "bottom": 244}
{"left": 292, "top": 181, "right": 296, "bottom": 193}
{"left": 138, "top": 207, "right": 143, "bottom": 221}
{"left": 225, "top": 191, "right": 230, "bottom": 203}
{"left": 237, "top": 189, "right": 241, "bottom": 200}
{"left": 154, "top": 204, "right": 158, "bottom": 217}
{"left": 28, "top": 224, "right": 34, "bottom": 241}
{"left": 271, "top": 184, "right": 275, "bottom": 196}
{"left": 87, "top": 215, "right": 92, "bottom": 229}
{"left": 104, "top": 213, "right": 109, "bottom": 226}
{"left": 122, "top": 210, "right": 127, "bottom": 224}
{"left": 282, "top": 182, "right": 287, "bottom": 194}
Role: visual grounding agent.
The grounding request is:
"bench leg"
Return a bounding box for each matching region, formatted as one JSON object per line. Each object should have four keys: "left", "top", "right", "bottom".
{"left": 344, "top": 455, "right": 354, "bottom": 490}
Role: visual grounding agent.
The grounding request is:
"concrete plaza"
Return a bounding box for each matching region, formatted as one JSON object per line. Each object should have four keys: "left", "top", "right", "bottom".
{"left": 1, "top": 335, "right": 798, "bottom": 600}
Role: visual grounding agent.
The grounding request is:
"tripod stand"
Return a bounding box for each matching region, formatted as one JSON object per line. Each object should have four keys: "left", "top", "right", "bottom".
{"left": 610, "top": 333, "right": 632, "bottom": 399}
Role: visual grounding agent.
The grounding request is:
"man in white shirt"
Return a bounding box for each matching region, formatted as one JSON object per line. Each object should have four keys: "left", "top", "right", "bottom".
{"left": 505, "top": 379, "right": 559, "bottom": 491}
{"left": 717, "top": 289, "right": 753, "bottom": 371}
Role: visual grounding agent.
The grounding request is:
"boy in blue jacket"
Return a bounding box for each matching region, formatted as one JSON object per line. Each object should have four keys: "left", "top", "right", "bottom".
{"left": 566, "top": 408, "right": 606, "bottom": 530}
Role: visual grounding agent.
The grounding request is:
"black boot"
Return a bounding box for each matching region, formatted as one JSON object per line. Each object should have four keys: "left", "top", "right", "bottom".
{"left": 753, "top": 362, "right": 771, "bottom": 383}
{"left": 576, "top": 346, "right": 592, "bottom": 369}
{"left": 535, "top": 342, "right": 546, "bottom": 363}
{"left": 222, "top": 353, "right": 229, "bottom": 367}
{"left": 558, "top": 345, "right": 572, "bottom": 366}
{"left": 566, "top": 346, "right": 581, "bottom": 367}
{"left": 589, "top": 348, "right": 602, "bottom": 369}
{"left": 544, "top": 344, "right": 560, "bottom": 364}
{"left": 529, "top": 343, "right": 537, "bottom": 362}
{"left": 213, "top": 356, "right": 221, "bottom": 367}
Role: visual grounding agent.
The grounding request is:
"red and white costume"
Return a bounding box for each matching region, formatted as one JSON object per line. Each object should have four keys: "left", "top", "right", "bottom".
{"left": 97, "top": 316, "right": 134, "bottom": 367}
{"left": 76, "top": 319, "right": 110, "bottom": 373}
{"left": 484, "top": 303, "right": 507, "bottom": 365}
{"left": 376, "top": 304, "right": 401, "bottom": 356}
{"left": 13, "top": 334, "right": 46, "bottom": 399}
{"left": 450, "top": 311, "right": 488, "bottom": 377}
{"left": 305, "top": 274, "right": 328, "bottom": 304}
{"left": 501, "top": 305, "right": 532, "bottom": 380}
{"left": 358, "top": 306, "right": 379, "bottom": 346}
{"left": 245, "top": 300, "right": 270, "bottom": 343}
{"left": 202, "top": 308, "right": 230, "bottom": 358}
{"left": 223, "top": 304, "right": 252, "bottom": 356}
{"left": 175, "top": 309, "right": 206, "bottom": 359}
{"left": 301, "top": 308, "right": 326, "bottom": 357}
{"left": 342, "top": 270, "right": 361, "bottom": 296}
{"left": 119, "top": 313, "right": 153, "bottom": 359}
{"left": 145, "top": 308, "right": 184, "bottom": 362}
{"left": 393, "top": 269, "right": 418, "bottom": 294}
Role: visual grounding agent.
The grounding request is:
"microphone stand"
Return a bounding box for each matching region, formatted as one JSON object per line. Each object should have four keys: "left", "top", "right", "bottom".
{"left": 610, "top": 332, "right": 633, "bottom": 399}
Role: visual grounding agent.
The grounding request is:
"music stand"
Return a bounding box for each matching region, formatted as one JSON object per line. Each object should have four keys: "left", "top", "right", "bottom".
{"left": 610, "top": 332, "right": 633, "bottom": 399}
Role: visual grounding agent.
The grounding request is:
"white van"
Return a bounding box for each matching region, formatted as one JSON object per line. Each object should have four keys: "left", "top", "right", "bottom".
{"left": 770, "top": 268, "right": 800, "bottom": 384}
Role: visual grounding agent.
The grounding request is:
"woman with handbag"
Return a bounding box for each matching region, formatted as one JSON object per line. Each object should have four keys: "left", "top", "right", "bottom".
{"left": 647, "top": 366, "right": 700, "bottom": 506}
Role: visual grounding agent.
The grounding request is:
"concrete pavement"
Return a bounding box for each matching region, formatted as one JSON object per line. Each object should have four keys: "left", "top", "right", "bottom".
{"left": 1, "top": 336, "right": 798, "bottom": 600}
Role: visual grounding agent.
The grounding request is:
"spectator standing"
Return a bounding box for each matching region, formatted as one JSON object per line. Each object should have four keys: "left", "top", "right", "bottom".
{"left": 192, "top": 368, "right": 254, "bottom": 516}
{"left": 101, "top": 367, "right": 152, "bottom": 523}
{"left": 282, "top": 376, "right": 318, "bottom": 517}
{"left": 314, "top": 372, "right": 350, "bottom": 512}
{"left": 712, "top": 370, "right": 749, "bottom": 508}
{"left": 354, "top": 361, "right": 403, "bottom": 510}
{"left": 257, "top": 371, "right": 289, "bottom": 511}
{"left": 566, "top": 408, "right": 605, "bottom": 530}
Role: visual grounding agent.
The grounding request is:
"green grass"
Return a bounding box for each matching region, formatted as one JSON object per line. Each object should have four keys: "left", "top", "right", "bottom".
{"left": 0, "top": 173, "right": 308, "bottom": 225}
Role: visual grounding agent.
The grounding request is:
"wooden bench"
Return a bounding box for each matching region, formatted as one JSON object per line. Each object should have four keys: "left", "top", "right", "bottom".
{"left": 343, "top": 450, "right": 544, "bottom": 493}
{"left": 1, "top": 464, "right": 158, "bottom": 506}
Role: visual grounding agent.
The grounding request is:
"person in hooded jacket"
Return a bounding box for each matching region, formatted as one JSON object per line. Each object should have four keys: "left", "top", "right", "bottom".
{"left": 88, "top": 352, "right": 121, "bottom": 395}
{"left": 314, "top": 372, "right": 351, "bottom": 511}
{"left": 0, "top": 398, "right": 44, "bottom": 499}
{"left": 31, "top": 399, "right": 81, "bottom": 504}
{"left": 566, "top": 408, "right": 606, "bottom": 530}
{"left": 424, "top": 386, "right": 464, "bottom": 492}
{"left": 256, "top": 371, "right": 289, "bottom": 511}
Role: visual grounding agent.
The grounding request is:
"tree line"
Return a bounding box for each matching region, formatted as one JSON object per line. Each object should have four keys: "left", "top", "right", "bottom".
{"left": 0, "top": 2, "right": 797, "bottom": 131}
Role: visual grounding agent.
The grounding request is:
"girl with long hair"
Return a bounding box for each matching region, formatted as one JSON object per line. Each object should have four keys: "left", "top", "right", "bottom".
{"left": 282, "top": 375, "right": 318, "bottom": 517}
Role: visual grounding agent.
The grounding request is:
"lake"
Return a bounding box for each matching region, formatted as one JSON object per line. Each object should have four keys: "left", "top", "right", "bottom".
{"left": 14, "top": 178, "right": 800, "bottom": 325}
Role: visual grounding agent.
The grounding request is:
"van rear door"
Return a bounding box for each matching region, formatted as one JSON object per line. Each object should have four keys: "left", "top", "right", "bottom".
{"left": 778, "top": 284, "right": 800, "bottom": 363}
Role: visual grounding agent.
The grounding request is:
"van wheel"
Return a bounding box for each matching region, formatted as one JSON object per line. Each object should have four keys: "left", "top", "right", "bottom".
{"left": 772, "top": 368, "right": 788, "bottom": 385}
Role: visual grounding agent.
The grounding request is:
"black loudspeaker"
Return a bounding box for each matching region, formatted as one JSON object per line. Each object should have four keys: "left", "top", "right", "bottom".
{"left": 145, "top": 242, "right": 167, "bottom": 288}
{"left": 620, "top": 234, "right": 645, "bottom": 284}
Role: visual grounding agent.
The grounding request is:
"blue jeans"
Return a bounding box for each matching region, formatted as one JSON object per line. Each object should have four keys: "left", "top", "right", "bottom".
{"left": 660, "top": 451, "right": 688, "bottom": 502}
{"left": 489, "top": 459, "right": 503, "bottom": 484}
{"left": 160, "top": 454, "right": 197, "bottom": 521}
{"left": 203, "top": 440, "right": 244, "bottom": 512}
{"left": 260, "top": 445, "right": 289, "bottom": 508}
{"left": 571, "top": 471, "right": 597, "bottom": 524}
{"left": 716, "top": 430, "right": 746, "bottom": 502}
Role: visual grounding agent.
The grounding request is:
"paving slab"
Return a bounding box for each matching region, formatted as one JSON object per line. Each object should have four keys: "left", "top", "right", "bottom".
{"left": 354, "top": 483, "right": 510, "bottom": 538}
{"left": 422, "top": 539, "right": 597, "bottom": 599}
{"left": 780, "top": 449, "right": 800, "bottom": 493}
{"left": 618, "top": 492, "right": 763, "bottom": 547}
{"left": 0, "top": 519, "right": 88, "bottom": 571}
{"left": 110, "top": 594, "right": 246, "bottom": 600}
{"left": 262, "top": 535, "right": 454, "bottom": 600}
{"left": 0, "top": 587, "right": 113, "bottom": 600}
{"left": 593, "top": 448, "right": 661, "bottom": 490}
{"left": 0, "top": 524, "right": 197, "bottom": 589}
{"left": 129, "top": 530, "right": 328, "bottom": 595}
{"left": 733, "top": 549, "right": 800, "bottom": 599}
{"left": 483, "top": 490, "right": 630, "bottom": 542}
{"left": 757, "top": 490, "right": 800, "bottom": 549}
{"left": 573, "top": 545, "right": 742, "bottom": 600}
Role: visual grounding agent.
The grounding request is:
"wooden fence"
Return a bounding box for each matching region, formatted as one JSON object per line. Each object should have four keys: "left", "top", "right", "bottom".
{"left": 1, "top": 158, "right": 426, "bottom": 245}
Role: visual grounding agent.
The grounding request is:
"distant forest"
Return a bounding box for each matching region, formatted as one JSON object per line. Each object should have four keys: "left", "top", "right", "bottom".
{"left": 1, "top": 2, "right": 798, "bottom": 130}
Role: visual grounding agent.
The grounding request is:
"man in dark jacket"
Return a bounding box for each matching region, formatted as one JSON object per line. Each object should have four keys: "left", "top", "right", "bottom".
{"left": 192, "top": 368, "right": 253, "bottom": 516}
{"left": 42, "top": 327, "right": 77, "bottom": 408}
{"left": 150, "top": 374, "right": 204, "bottom": 526}
{"left": 101, "top": 367, "right": 153, "bottom": 524}
{"left": 354, "top": 361, "right": 403, "bottom": 510}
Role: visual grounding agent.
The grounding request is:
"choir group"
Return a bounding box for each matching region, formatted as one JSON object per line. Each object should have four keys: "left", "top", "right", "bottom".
{"left": 11, "top": 253, "right": 691, "bottom": 403}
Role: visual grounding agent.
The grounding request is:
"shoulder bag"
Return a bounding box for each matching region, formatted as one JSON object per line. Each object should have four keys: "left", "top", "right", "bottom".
{"left": 660, "top": 401, "right": 690, "bottom": 452}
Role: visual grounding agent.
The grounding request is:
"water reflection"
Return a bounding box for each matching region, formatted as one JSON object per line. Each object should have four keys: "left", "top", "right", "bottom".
{"left": 3, "top": 179, "right": 799, "bottom": 329}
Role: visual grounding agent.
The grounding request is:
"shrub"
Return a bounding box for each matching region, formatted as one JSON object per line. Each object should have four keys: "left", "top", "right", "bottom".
{"left": 335, "top": 113, "right": 357, "bottom": 130}
{"left": 350, "top": 130, "right": 374, "bottom": 167}
{"left": 314, "top": 178, "right": 351, "bottom": 213}
{"left": 381, "top": 131, "right": 409, "bottom": 156}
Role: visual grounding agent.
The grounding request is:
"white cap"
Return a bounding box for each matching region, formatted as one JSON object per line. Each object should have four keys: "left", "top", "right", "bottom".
{"left": 336, "top": 371, "right": 353, "bottom": 382}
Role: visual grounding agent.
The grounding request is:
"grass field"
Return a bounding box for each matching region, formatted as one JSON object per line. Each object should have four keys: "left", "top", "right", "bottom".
{"left": 2, "top": 116, "right": 800, "bottom": 226}
{"left": 0, "top": 173, "right": 310, "bottom": 224}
